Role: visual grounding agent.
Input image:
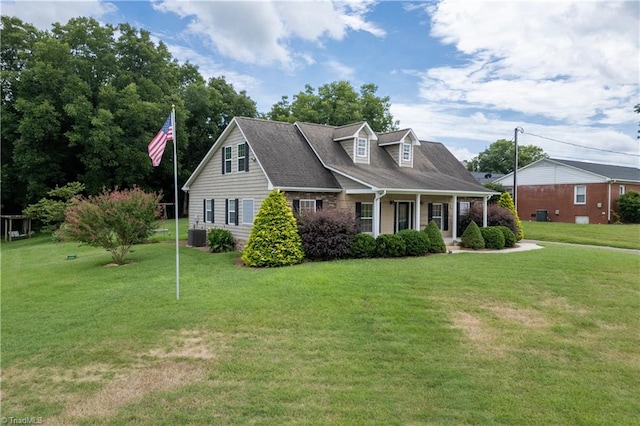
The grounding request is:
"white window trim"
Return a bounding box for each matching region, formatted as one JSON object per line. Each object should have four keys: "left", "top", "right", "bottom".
{"left": 242, "top": 198, "right": 254, "bottom": 224}
{"left": 619, "top": 185, "right": 626, "bottom": 195}
{"left": 432, "top": 202, "right": 443, "bottom": 230}
{"left": 299, "top": 199, "right": 316, "bottom": 215}
{"left": 205, "top": 199, "right": 214, "bottom": 223}
{"left": 402, "top": 143, "right": 412, "bottom": 162}
{"left": 574, "top": 185, "right": 586, "bottom": 205}
{"left": 224, "top": 146, "right": 232, "bottom": 173}
{"left": 359, "top": 202, "right": 373, "bottom": 233}
{"left": 237, "top": 143, "right": 246, "bottom": 172}
{"left": 356, "top": 137, "right": 368, "bottom": 158}
{"left": 227, "top": 199, "right": 237, "bottom": 225}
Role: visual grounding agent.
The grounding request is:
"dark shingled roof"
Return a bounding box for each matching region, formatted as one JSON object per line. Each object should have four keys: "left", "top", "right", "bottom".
{"left": 332, "top": 122, "right": 368, "bottom": 140}
{"left": 235, "top": 117, "right": 341, "bottom": 189}
{"left": 551, "top": 159, "right": 640, "bottom": 182}
{"left": 296, "top": 122, "right": 491, "bottom": 193}
{"left": 377, "top": 129, "right": 412, "bottom": 145}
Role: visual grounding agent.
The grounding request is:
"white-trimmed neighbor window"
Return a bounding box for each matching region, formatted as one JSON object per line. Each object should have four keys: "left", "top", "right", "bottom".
{"left": 224, "top": 146, "right": 232, "bottom": 173}
{"left": 574, "top": 185, "right": 586, "bottom": 205}
{"left": 242, "top": 199, "right": 254, "bottom": 224}
{"left": 402, "top": 143, "right": 412, "bottom": 161}
{"left": 619, "top": 185, "right": 626, "bottom": 195}
{"left": 356, "top": 138, "right": 368, "bottom": 157}
{"left": 205, "top": 199, "right": 214, "bottom": 223}
{"left": 459, "top": 202, "right": 470, "bottom": 216}
{"left": 237, "top": 143, "right": 246, "bottom": 172}
{"left": 359, "top": 202, "right": 373, "bottom": 232}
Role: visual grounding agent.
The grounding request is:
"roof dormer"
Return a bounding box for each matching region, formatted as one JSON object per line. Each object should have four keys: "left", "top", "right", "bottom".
{"left": 377, "top": 129, "right": 420, "bottom": 168}
{"left": 333, "top": 122, "right": 378, "bottom": 164}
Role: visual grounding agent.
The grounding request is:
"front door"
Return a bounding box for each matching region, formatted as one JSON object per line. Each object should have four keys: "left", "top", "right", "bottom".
{"left": 395, "top": 202, "right": 412, "bottom": 232}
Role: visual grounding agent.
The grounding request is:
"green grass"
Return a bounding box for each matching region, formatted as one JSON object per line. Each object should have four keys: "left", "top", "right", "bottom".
{"left": 523, "top": 221, "right": 640, "bottom": 250}
{"left": 1, "top": 224, "right": 639, "bottom": 424}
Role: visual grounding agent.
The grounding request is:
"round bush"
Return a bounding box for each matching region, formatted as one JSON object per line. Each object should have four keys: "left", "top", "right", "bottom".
{"left": 297, "top": 209, "right": 357, "bottom": 260}
{"left": 495, "top": 226, "right": 516, "bottom": 248}
{"left": 480, "top": 226, "right": 505, "bottom": 250}
{"left": 424, "top": 220, "right": 446, "bottom": 253}
{"left": 461, "top": 221, "right": 484, "bottom": 250}
{"left": 376, "top": 234, "right": 407, "bottom": 257}
{"left": 397, "top": 229, "right": 430, "bottom": 256}
{"left": 350, "top": 233, "right": 378, "bottom": 258}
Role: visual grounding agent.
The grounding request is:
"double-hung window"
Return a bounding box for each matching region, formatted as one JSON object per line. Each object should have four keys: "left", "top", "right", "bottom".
{"left": 356, "top": 138, "right": 368, "bottom": 157}
{"left": 358, "top": 202, "right": 373, "bottom": 232}
{"left": 431, "top": 203, "right": 443, "bottom": 229}
{"left": 205, "top": 199, "right": 214, "bottom": 223}
{"left": 574, "top": 185, "right": 586, "bottom": 205}
{"left": 226, "top": 199, "right": 238, "bottom": 225}
{"left": 299, "top": 199, "right": 316, "bottom": 215}
{"left": 237, "top": 144, "right": 246, "bottom": 172}
{"left": 619, "top": 185, "right": 626, "bottom": 195}
{"left": 224, "top": 146, "right": 232, "bottom": 173}
{"left": 242, "top": 199, "right": 254, "bottom": 224}
{"left": 402, "top": 143, "right": 412, "bottom": 161}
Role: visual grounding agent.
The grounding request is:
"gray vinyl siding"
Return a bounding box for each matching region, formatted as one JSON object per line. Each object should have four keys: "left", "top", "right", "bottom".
{"left": 339, "top": 140, "right": 354, "bottom": 161}
{"left": 386, "top": 145, "right": 400, "bottom": 165}
{"left": 187, "top": 126, "right": 270, "bottom": 243}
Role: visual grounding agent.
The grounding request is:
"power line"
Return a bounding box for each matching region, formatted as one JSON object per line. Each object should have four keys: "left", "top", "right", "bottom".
{"left": 524, "top": 132, "right": 640, "bottom": 157}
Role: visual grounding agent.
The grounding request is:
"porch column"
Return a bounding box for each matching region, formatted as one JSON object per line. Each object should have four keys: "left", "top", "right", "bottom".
{"left": 483, "top": 196, "right": 488, "bottom": 227}
{"left": 415, "top": 194, "right": 421, "bottom": 231}
{"left": 452, "top": 195, "right": 458, "bottom": 240}
{"left": 373, "top": 195, "right": 381, "bottom": 238}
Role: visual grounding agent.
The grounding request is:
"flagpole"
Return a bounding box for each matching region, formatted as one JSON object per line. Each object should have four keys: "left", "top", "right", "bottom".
{"left": 172, "top": 104, "right": 180, "bottom": 300}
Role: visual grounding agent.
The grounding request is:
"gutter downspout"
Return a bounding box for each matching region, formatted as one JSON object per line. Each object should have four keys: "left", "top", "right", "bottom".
{"left": 607, "top": 180, "right": 612, "bottom": 223}
{"left": 483, "top": 195, "right": 490, "bottom": 228}
{"left": 373, "top": 190, "right": 386, "bottom": 238}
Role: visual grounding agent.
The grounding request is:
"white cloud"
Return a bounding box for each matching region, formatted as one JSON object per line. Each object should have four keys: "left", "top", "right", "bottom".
{"left": 1, "top": 0, "right": 117, "bottom": 29}
{"left": 153, "top": 0, "right": 384, "bottom": 68}
{"left": 324, "top": 59, "right": 356, "bottom": 80}
{"left": 415, "top": 0, "right": 639, "bottom": 125}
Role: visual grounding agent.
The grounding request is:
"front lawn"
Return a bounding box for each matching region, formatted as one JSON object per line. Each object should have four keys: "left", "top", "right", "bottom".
{"left": 522, "top": 221, "right": 640, "bottom": 249}
{"left": 1, "top": 234, "right": 639, "bottom": 424}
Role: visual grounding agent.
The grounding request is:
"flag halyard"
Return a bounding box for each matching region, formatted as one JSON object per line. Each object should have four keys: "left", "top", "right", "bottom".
{"left": 148, "top": 114, "right": 174, "bottom": 167}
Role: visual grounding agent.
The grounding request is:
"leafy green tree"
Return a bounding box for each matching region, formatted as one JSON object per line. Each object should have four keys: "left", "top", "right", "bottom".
{"left": 23, "top": 182, "right": 85, "bottom": 233}
{"left": 242, "top": 190, "right": 304, "bottom": 267}
{"left": 266, "top": 81, "right": 398, "bottom": 132}
{"left": 497, "top": 192, "right": 523, "bottom": 240}
{"left": 61, "top": 187, "right": 161, "bottom": 264}
{"left": 467, "top": 139, "right": 548, "bottom": 174}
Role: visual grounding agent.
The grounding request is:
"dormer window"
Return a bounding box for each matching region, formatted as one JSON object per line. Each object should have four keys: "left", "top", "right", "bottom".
{"left": 402, "top": 143, "right": 412, "bottom": 161}
{"left": 357, "top": 137, "right": 368, "bottom": 157}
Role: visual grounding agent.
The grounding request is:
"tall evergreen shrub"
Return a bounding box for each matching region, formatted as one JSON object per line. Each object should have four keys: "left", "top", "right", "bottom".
{"left": 397, "top": 229, "right": 430, "bottom": 256}
{"left": 242, "top": 190, "right": 304, "bottom": 267}
{"left": 498, "top": 192, "right": 523, "bottom": 240}
{"left": 480, "top": 226, "right": 505, "bottom": 250}
{"left": 424, "top": 220, "right": 446, "bottom": 253}
{"left": 461, "top": 221, "right": 485, "bottom": 250}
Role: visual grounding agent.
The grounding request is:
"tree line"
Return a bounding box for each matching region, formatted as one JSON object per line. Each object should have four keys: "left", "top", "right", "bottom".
{"left": 1, "top": 16, "right": 397, "bottom": 214}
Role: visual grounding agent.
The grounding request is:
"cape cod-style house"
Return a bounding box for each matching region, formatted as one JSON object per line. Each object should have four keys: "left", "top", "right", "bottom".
{"left": 182, "top": 117, "right": 496, "bottom": 245}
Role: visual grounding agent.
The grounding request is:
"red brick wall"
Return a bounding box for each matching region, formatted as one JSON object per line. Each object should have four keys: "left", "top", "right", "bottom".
{"left": 515, "top": 183, "right": 640, "bottom": 224}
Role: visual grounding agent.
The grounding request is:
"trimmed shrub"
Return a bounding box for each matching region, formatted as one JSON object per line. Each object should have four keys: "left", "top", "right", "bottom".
{"left": 397, "top": 229, "right": 430, "bottom": 256}
{"left": 459, "top": 202, "right": 518, "bottom": 239}
{"left": 496, "top": 226, "right": 516, "bottom": 248}
{"left": 297, "top": 208, "right": 357, "bottom": 261}
{"left": 376, "top": 234, "right": 406, "bottom": 257}
{"left": 498, "top": 192, "right": 523, "bottom": 240}
{"left": 207, "top": 228, "right": 236, "bottom": 253}
{"left": 242, "top": 189, "right": 304, "bottom": 267}
{"left": 461, "top": 221, "right": 484, "bottom": 250}
{"left": 480, "top": 226, "right": 505, "bottom": 250}
{"left": 617, "top": 190, "right": 640, "bottom": 223}
{"left": 350, "top": 233, "right": 378, "bottom": 258}
{"left": 424, "top": 220, "right": 446, "bottom": 253}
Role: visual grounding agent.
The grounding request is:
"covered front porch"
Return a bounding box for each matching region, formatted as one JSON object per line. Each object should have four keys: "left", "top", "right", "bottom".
{"left": 346, "top": 189, "right": 492, "bottom": 239}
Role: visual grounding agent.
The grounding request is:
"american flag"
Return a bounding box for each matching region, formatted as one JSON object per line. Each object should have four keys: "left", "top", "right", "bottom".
{"left": 148, "top": 114, "right": 173, "bottom": 167}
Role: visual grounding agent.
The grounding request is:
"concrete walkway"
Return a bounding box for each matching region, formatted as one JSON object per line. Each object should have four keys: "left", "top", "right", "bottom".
{"left": 445, "top": 239, "right": 639, "bottom": 255}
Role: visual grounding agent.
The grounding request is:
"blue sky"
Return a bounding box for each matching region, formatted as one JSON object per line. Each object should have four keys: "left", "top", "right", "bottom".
{"left": 4, "top": 0, "right": 639, "bottom": 167}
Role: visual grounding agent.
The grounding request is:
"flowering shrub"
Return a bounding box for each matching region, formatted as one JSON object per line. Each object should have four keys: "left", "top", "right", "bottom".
{"left": 61, "top": 187, "right": 161, "bottom": 264}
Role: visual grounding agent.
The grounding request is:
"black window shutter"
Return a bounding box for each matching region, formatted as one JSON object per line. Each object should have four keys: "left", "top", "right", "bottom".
{"left": 293, "top": 199, "right": 300, "bottom": 214}
{"left": 428, "top": 203, "right": 433, "bottom": 223}
{"left": 244, "top": 144, "right": 250, "bottom": 172}
{"left": 225, "top": 198, "right": 229, "bottom": 224}
{"left": 211, "top": 200, "right": 215, "bottom": 223}
{"left": 355, "top": 202, "right": 362, "bottom": 219}
{"left": 203, "top": 199, "right": 206, "bottom": 223}
{"left": 316, "top": 199, "right": 323, "bottom": 210}
{"left": 443, "top": 203, "right": 449, "bottom": 231}
{"left": 221, "top": 151, "right": 225, "bottom": 174}
{"left": 235, "top": 199, "right": 239, "bottom": 225}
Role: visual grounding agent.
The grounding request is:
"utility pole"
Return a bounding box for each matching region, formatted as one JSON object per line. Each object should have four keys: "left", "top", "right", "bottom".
{"left": 514, "top": 127, "right": 524, "bottom": 213}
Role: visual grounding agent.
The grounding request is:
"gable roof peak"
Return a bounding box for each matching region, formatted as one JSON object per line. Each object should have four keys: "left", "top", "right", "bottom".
{"left": 331, "top": 121, "right": 378, "bottom": 141}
